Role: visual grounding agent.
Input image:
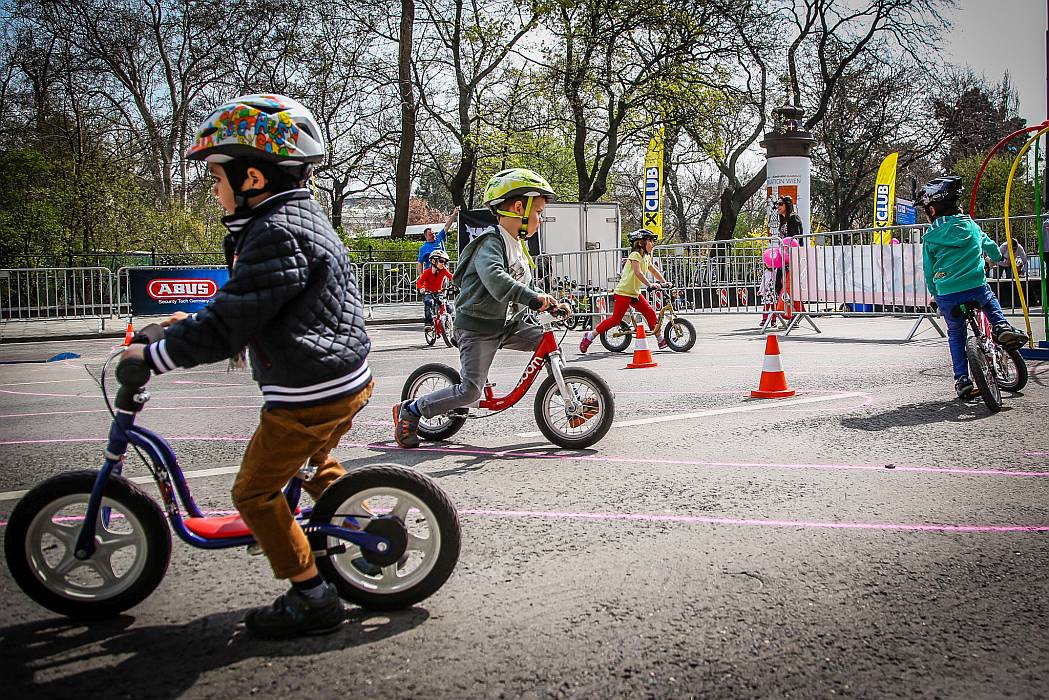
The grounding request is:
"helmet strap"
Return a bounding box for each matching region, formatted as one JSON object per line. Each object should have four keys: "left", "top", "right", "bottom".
{"left": 494, "top": 196, "right": 535, "bottom": 239}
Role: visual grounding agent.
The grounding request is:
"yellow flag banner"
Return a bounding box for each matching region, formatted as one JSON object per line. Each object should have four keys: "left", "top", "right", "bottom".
{"left": 872, "top": 152, "right": 898, "bottom": 244}
{"left": 643, "top": 128, "right": 665, "bottom": 239}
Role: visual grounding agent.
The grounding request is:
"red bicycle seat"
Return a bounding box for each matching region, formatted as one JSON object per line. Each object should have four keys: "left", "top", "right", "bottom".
{"left": 183, "top": 514, "right": 253, "bottom": 540}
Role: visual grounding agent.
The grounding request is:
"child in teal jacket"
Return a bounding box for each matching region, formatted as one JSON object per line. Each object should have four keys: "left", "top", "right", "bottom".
{"left": 917, "top": 176, "right": 1028, "bottom": 398}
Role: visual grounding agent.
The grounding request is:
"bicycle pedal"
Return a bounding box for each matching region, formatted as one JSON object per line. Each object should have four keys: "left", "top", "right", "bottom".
{"left": 246, "top": 543, "right": 264, "bottom": 556}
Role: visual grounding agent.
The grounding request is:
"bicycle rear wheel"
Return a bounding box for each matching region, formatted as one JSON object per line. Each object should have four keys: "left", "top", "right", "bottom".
{"left": 600, "top": 321, "right": 633, "bottom": 353}
{"left": 995, "top": 346, "right": 1028, "bottom": 392}
{"left": 966, "top": 337, "right": 1002, "bottom": 412}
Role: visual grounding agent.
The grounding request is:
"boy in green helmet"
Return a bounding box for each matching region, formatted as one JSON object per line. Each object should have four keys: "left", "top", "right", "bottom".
{"left": 394, "top": 168, "right": 571, "bottom": 447}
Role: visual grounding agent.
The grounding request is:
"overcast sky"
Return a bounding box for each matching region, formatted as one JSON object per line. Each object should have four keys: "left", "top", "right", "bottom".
{"left": 945, "top": 0, "right": 1046, "bottom": 127}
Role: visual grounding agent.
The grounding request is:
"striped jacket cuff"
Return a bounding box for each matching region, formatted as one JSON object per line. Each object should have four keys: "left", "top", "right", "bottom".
{"left": 146, "top": 339, "right": 178, "bottom": 375}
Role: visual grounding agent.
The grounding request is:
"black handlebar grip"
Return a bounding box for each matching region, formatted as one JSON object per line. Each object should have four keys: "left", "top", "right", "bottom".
{"left": 130, "top": 323, "right": 165, "bottom": 345}
{"left": 115, "top": 356, "right": 151, "bottom": 389}
{"left": 528, "top": 298, "right": 543, "bottom": 311}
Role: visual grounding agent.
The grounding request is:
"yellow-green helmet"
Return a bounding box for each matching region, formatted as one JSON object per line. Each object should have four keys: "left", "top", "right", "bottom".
{"left": 482, "top": 168, "right": 557, "bottom": 212}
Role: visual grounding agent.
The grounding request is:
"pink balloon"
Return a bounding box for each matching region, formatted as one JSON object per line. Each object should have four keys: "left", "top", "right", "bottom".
{"left": 781, "top": 236, "right": 801, "bottom": 248}
{"left": 891, "top": 238, "right": 901, "bottom": 245}
{"left": 763, "top": 248, "right": 785, "bottom": 268}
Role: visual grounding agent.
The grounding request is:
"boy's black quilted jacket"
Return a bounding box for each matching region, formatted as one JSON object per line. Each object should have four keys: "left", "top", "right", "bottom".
{"left": 144, "top": 190, "right": 371, "bottom": 407}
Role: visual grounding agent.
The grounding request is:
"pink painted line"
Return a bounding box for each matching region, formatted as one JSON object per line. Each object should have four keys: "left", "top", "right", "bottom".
{"left": 1025, "top": 452, "right": 1049, "bottom": 457}
{"left": 457, "top": 508, "right": 1049, "bottom": 533}
{"left": 334, "top": 441, "right": 1049, "bottom": 479}
{"left": 4, "top": 507, "right": 1047, "bottom": 535}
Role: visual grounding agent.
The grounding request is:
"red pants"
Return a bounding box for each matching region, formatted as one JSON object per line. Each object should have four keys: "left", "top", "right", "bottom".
{"left": 594, "top": 294, "right": 658, "bottom": 336}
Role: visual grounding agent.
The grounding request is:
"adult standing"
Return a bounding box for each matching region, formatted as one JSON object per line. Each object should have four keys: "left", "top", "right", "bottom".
{"left": 775, "top": 196, "right": 803, "bottom": 238}
{"left": 993, "top": 240, "right": 1028, "bottom": 279}
{"left": 417, "top": 207, "right": 459, "bottom": 277}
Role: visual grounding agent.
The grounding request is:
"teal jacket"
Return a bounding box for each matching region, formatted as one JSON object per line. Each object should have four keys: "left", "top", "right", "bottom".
{"left": 451, "top": 227, "right": 541, "bottom": 333}
{"left": 922, "top": 214, "right": 1001, "bottom": 297}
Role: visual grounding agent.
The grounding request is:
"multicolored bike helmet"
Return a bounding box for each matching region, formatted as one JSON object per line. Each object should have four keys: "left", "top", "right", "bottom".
{"left": 187, "top": 93, "right": 325, "bottom": 165}
{"left": 188, "top": 94, "right": 326, "bottom": 210}
{"left": 482, "top": 168, "right": 556, "bottom": 238}
{"left": 915, "top": 175, "right": 964, "bottom": 211}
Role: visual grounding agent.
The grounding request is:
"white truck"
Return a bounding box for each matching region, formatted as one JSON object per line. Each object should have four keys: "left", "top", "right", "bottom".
{"left": 537, "top": 202, "right": 622, "bottom": 291}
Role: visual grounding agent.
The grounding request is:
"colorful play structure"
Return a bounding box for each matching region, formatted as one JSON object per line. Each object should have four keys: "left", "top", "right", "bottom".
{"left": 969, "top": 120, "right": 1049, "bottom": 361}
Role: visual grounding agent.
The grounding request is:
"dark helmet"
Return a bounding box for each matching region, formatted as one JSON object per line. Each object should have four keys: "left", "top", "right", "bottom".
{"left": 915, "top": 175, "right": 964, "bottom": 210}
{"left": 775, "top": 195, "right": 793, "bottom": 206}
{"left": 627, "top": 228, "right": 658, "bottom": 243}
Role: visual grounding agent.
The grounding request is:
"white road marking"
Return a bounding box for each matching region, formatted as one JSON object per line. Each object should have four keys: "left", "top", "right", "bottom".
{"left": 0, "top": 464, "right": 242, "bottom": 502}
{"left": 516, "top": 391, "right": 869, "bottom": 437}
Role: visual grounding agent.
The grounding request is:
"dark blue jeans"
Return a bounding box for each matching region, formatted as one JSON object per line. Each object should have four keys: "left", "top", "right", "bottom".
{"left": 936, "top": 284, "right": 1007, "bottom": 379}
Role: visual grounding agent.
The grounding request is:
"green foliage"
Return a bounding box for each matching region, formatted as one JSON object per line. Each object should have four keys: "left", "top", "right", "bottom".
{"left": 954, "top": 153, "right": 1036, "bottom": 219}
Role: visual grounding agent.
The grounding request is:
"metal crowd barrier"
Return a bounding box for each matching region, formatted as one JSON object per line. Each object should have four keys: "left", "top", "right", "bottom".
{"left": 0, "top": 267, "right": 115, "bottom": 322}
{"left": 357, "top": 260, "right": 456, "bottom": 307}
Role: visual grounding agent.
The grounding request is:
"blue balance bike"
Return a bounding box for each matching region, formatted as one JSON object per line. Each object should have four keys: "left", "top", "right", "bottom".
{"left": 3, "top": 326, "right": 461, "bottom": 619}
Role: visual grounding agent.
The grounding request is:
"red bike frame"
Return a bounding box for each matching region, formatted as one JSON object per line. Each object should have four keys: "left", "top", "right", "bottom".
{"left": 478, "top": 331, "right": 559, "bottom": 411}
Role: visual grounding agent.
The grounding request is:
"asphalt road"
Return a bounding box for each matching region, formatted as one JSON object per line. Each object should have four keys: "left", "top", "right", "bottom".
{"left": 1, "top": 315, "right": 1048, "bottom": 699}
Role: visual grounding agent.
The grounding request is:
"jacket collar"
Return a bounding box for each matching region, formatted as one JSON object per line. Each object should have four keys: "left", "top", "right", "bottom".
{"left": 221, "top": 189, "right": 311, "bottom": 235}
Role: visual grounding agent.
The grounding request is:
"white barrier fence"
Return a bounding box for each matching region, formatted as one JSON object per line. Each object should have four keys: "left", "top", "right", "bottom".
{"left": 0, "top": 268, "right": 116, "bottom": 322}
{"left": 1, "top": 215, "right": 1043, "bottom": 336}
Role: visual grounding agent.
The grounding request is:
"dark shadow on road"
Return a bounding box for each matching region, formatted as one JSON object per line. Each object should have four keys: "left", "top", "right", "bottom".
{"left": 1, "top": 605, "right": 429, "bottom": 697}
{"left": 340, "top": 441, "right": 598, "bottom": 479}
{"left": 841, "top": 399, "right": 1010, "bottom": 431}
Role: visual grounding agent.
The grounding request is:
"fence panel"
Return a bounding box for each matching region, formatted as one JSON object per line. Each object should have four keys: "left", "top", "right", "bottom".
{"left": 0, "top": 268, "right": 114, "bottom": 321}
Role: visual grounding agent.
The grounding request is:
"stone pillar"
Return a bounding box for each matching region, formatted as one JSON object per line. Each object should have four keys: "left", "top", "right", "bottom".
{"left": 760, "top": 104, "right": 816, "bottom": 236}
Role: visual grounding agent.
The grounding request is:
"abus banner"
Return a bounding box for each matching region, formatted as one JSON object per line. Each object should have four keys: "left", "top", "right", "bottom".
{"left": 128, "top": 267, "right": 229, "bottom": 316}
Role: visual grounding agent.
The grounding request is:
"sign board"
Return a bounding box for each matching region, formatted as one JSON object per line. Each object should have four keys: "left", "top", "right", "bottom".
{"left": 895, "top": 198, "right": 917, "bottom": 226}
{"left": 128, "top": 267, "right": 228, "bottom": 316}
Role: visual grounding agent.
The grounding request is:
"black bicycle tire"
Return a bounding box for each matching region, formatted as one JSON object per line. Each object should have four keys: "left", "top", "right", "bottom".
{"left": 401, "top": 364, "right": 467, "bottom": 440}
{"left": 532, "top": 368, "right": 615, "bottom": 448}
{"left": 997, "top": 346, "right": 1029, "bottom": 392}
{"left": 4, "top": 470, "right": 172, "bottom": 619}
{"left": 599, "top": 321, "right": 633, "bottom": 353}
{"left": 665, "top": 317, "right": 697, "bottom": 352}
{"left": 310, "top": 465, "right": 460, "bottom": 611}
{"left": 966, "top": 337, "right": 1002, "bottom": 412}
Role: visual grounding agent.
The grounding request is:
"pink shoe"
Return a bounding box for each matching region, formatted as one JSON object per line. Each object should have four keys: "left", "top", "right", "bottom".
{"left": 579, "top": 334, "right": 593, "bottom": 354}
{"left": 657, "top": 334, "right": 668, "bottom": 349}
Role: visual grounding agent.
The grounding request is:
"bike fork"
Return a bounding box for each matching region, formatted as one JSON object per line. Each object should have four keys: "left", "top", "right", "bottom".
{"left": 546, "top": 352, "right": 580, "bottom": 412}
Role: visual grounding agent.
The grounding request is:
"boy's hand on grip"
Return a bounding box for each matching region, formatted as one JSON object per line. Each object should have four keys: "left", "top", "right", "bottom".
{"left": 161, "top": 311, "right": 188, "bottom": 328}
{"left": 536, "top": 294, "right": 558, "bottom": 311}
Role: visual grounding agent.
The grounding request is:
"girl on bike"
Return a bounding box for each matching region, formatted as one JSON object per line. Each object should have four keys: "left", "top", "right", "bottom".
{"left": 417, "top": 249, "right": 453, "bottom": 331}
{"left": 579, "top": 229, "right": 670, "bottom": 353}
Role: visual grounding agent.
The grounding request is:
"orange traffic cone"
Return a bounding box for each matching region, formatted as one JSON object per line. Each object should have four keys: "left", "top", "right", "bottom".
{"left": 626, "top": 324, "right": 658, "bottom": 369}
{"left": 122, "top": 320, "right": 135, "bottom": 346}
{"left": 750, "top": 334, "right": 795, "bottom": 398}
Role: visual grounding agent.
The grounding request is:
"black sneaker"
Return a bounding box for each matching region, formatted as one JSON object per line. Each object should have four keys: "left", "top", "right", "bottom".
{"left": 992, "top": 323, "right": 1029, "bottom": 349}
{"left": 244, "top": 583, "right": 343, "bottom": 639}
{"left": 955, "top": 376, "right": 977, "bottom": 399}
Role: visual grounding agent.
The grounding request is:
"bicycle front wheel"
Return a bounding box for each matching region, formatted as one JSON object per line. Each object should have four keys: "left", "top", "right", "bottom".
{"left": 533, "top": 367, "right": 615, "bottom": 448}
{"left": 4, "top": 471, "right": 171, "bottom": 619}
{"left": 664, "top": 317, "right": 696, "bottom": 352}
{"left": 966, "top": 337, "right": 1002, "bottom": 412}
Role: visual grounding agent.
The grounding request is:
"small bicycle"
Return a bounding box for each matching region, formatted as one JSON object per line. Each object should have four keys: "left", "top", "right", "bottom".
{"left": 402, "top": 302, "right": 615, "bottom": 449}
{"left": 425, "top": 289, "right": 457, "bottom": 348}
{"left": 4, "top": 327, "right": 461, "bottom": 619}
{"left": 600, "top": 284, "right": 697, "bottom": 353}
{"left": 955, "top": 302, "right": 1028, "bottom": 413}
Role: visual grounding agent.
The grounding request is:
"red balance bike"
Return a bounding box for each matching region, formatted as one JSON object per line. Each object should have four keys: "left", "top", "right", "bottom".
{"left": 424, "top": 289, "right": 457, "bottom": 348}
{"left": 401, "top": 303, "right": 615, "bottom": 449}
